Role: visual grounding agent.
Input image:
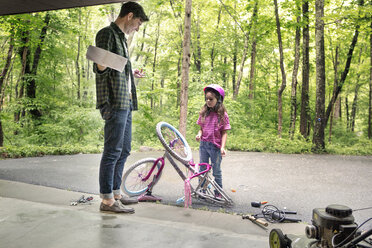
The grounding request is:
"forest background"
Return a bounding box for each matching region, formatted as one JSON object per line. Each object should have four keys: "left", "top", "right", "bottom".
{"left": 0, "top": 0, "right": 371, "bottom": 158}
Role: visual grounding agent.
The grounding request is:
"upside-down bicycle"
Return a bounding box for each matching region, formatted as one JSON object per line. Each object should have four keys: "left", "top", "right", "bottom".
{"left": 121, "top": 121, "right": 234, "bottom": 207}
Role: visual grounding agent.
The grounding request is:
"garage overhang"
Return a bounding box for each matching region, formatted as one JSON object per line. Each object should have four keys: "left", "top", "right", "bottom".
{"left": 0, "top": 0, "right": 128, "bottom": 16}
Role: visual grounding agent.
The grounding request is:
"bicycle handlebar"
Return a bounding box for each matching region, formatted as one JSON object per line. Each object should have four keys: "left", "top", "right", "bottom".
{"left": 186, "top": 162, "right": 211, "bottom": 181}
{"left": 141, "top": 157, "right": 165, "bottom": 181}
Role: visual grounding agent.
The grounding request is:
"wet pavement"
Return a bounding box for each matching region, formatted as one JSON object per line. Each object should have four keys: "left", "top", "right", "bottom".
{"left": 0, "top": 179, "right": 307, "bottom": 248}
{"left": 0, "top": 151, "right": 372, "bottom": 247}
{"left": 0, "top": 151, "right": 371, "bottom": 224}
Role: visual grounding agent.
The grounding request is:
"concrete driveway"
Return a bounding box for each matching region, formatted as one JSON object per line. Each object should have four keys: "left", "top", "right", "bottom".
{"left": 0, "top": 151, "right": 371, "bottom": 229}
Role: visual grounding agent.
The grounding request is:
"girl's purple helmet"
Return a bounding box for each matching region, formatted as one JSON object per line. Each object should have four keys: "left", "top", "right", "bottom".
{"left": 204, "top": 84, "right": 225, "bottom": 101}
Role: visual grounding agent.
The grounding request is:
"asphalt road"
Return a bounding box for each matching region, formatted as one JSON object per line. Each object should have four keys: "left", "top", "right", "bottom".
{"left": 0, "top": 151, "right": 371, "bottom": 230}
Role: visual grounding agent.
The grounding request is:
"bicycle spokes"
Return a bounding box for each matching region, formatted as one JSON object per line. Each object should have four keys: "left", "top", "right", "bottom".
{"left": 163, "top": 127, "right": 187, "bottom": 157}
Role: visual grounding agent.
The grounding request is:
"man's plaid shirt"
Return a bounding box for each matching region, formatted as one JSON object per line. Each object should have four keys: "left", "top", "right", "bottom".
{"left": 93, "top": 22, "right": 138, "bottom": 111}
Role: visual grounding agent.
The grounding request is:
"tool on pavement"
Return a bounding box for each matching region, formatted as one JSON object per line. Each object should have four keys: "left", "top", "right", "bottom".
{"left": 251, "top": 201, "right": 268, "bottom": 208}
{"left": 70, "top": 195, "right": 94, "bottom": 206}
{"left": 257, "top": 204, "right": 301, "bottom": 223}
{"left": 242, "top": 214, "right": 269, "bottom": 228}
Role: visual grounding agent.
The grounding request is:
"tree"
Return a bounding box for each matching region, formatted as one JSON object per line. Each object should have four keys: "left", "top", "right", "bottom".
{"left": 328, "top": 44, "right": 339, "bottom": 143}
{"left": 300, "top": 0, "right": 311, "bottom": 139}
{"left": 13, "top": 13, "right": 51, "bottom": 121}
{"left": 210, "top": 6, "right": 222, "bottom": 71}
{"left": 233, "top": 0, "right": 258, "bottom": 100}
{"left": 313, "top": 0, "right": 326, "bottom": 152}
{"left": 0, "top": 35, "right": 14, "bottom": 146}
{"left": 289, "top": 1, "right": 301, "bottom": 140}
{"left": 369, "top": 21, "right": 372, "bottom": 139}
{"left": 324, "top": 0, "right": 364, "bottom": 128}
{"left": 273, "top": 0, "right": 287, "bottom": 138}
{"left": 179, "top": 0, "right": 192, "bottom": 136}
{"left": 349, "top": 47, "right": 364, "bottom": 132}
{"left": 76, "top": 9, "right": 82, "bottom": 101}
{"left": 192, "top": 7, "right": 201, "bottom": 74}
{"left": 151, "top": 15, "right": 161, "bottom": 109}
{"left": 248, "top": 38, "right": 256, "bottom": 100}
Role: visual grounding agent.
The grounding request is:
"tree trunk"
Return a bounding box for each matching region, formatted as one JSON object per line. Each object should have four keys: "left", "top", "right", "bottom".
{"left": 169, "top": 0, "right": 184, "bottom": 108}
{"left": 350, "top": 47, "right": 364, "bottom": 132}
{"left": 300, "top": 0, "right": 311, "bottom": 139}
{"left": 313, "top": 0, "right": 326, "bottom": 152}
{"left": 0, "top": 36, "right": 14, "bottom": 147}
{"left": 177, "top": 56, "right": 181, "bottom": 107}
{"left": 76, "top": 10, "right": 81, "bottom": 101}
{"left": 179, "top": 0, "right": 192, "bottom": 136}
{"left": 222, "top": 57, "right": 227, "bottom": 86}
{"left": 328, "top": 45, "right": 339, "bottom": 142}
{"left": 324, "top": 0, "right": 364, "bottom": 127}
{"left": 289, "top": 3, "right": 301, "bottom": 140}
{"left": 151, "top": 18, "right": 161, "bottom": 109}
{"left": 233, "top": 0, "right": 258, "bottom": 100}
{"left": 135, "top": 25, "right": 147, "bottom": 62}
{"left": 232, "top": 40, "right": 237, "bottom": 93}
{"left": 210, "top": 6, "right": 222, "bottom": 71}
{"left": 76, "top": 37, "right": 81, "bottom": 100}
{"left": 334, "top": 98, "right": 341, "bottom": 118}
{"left": 346, "top": 97, "right": 350, "bottom": 129}
{"left": 27, "top": 13, "right": 51, "bottom": 118}
{"left": 350, "top": 83, "right": 361, "bottom": 132}
{"left": 274, "top": 0, "right": 287, "bottom": 138}
{"left": 233, "top": 37, "right": 248, "bottom": 100}
{"left": 193, "top": 10, "right": 201, "bottom": 74}
{"left": 169, "top": 0, "right": 184, "bottom": 37}
{"left": 14, "top": 24, "right": 30, "bottom": 125}
{"left": 248, "top": 38, "right": 256, "bottom": 100}
{"left": 0, "top": 37, "right": 13, "bottom": 96}
{"left": 369, "top": 21, "right": 372, "bottom": 139}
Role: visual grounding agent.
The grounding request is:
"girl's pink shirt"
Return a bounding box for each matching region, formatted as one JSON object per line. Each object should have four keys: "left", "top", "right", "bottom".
{"left": 197, "top": 111, "right": 231, "bottom": 148}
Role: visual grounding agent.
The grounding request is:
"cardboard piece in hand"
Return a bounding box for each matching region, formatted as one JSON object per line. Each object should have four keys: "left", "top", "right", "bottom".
{"left": 86, "top": 45, "right": 128, "bottom": 72}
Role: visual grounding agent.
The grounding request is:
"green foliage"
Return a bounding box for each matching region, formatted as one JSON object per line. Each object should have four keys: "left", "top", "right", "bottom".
{"left": 0, "top": 144, "right": 101, "bottom": 158}
{"left": 0, "top": 0, "right": 371, "bottom": 158}
{"left": 228, "top": 130, "right": 313, "bottom": 154}
{"left": 327, "top": 138, "right": 372, "bottom": 156}
{"left": 2, "top": 106, "right": 103, "bottom": 148}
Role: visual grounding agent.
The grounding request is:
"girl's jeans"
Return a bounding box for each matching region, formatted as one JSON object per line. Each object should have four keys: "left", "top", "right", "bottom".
{"left": 199, "top": 141, "right": 223, "bottom": 188}
{"left": 99, "top": 108, "right": 132, "bottom": 199}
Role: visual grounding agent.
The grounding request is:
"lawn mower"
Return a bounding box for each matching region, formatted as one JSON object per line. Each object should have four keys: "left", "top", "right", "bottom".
{"left": 269, "top": 204, "right": 372, "bottom": 248}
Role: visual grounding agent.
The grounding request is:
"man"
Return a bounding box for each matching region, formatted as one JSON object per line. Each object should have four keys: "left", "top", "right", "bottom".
{"left": 94, "top": 1, "right": 149, "bottom": 213}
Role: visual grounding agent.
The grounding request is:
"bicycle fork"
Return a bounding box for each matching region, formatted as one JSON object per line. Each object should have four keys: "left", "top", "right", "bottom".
{"left": 143, "top": 157, "right": 165, "bottom": 193}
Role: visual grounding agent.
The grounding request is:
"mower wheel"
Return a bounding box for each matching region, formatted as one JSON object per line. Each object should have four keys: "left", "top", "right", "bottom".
{"left": 269, "top": 229, "right": 290, "bottom": 248}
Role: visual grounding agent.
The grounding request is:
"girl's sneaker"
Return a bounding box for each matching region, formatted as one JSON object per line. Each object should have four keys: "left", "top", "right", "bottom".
{"left": 215, "top": 193, "right": 223, "bottom": 200}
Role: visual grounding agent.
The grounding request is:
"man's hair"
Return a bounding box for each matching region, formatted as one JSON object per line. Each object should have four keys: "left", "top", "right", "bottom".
{"left": 119, "top": 1, "right": 149, "bottom": 22}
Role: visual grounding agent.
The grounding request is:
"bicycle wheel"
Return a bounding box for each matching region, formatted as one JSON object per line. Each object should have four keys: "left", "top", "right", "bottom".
{"left": 122, "top": 158, "right": 162, "bottom": 196}
{"left": 193, "top": 174, "right": 234, "bottom": 207}
{"left": 156, "top": 122, "right": 192, "bottom": 164}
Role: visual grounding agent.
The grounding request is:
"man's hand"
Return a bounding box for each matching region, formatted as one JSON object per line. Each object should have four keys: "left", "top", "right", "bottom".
{"left": 97, "top": 64, "right": 107, "bottom": 72}
{"left": 133, "top": 68, "right": 145, "bottom": 78}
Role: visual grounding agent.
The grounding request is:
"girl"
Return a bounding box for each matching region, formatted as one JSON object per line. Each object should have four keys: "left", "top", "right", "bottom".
{"left": 196, "top": 84, "right": 231, "bottom": 195}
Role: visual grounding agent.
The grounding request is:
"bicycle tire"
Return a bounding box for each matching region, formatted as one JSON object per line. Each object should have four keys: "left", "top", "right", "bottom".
{"left": 121, "top": 158, "right": 162, "bottom": 196}
{"left": 156, "top": 122, "right": 192, "bottom": 164}
{"left": 193, "top": 174, "right": 234, "bottom": 207}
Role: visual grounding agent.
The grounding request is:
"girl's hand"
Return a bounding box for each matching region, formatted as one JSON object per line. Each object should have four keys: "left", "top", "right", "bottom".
{"left": 133, "top": 68, "right": 145, "bottom": 78}
{"left": 221, "top": 147, "right": 227, "bottom": 157}
{"left": 196, "top": 134, "right": 201, "bottom": 142}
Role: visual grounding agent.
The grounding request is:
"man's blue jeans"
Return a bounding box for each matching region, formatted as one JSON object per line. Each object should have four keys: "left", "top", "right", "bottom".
{"left": 199, "top": 141, "right": 223, "bottom": 188}
{"left": 99, "top": 108, "right": 132, "bottom": 199}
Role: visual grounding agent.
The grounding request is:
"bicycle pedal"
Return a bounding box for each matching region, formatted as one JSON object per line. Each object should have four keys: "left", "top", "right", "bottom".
{"left": 138, "top": 194, "right": 162, "bottom": 202}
